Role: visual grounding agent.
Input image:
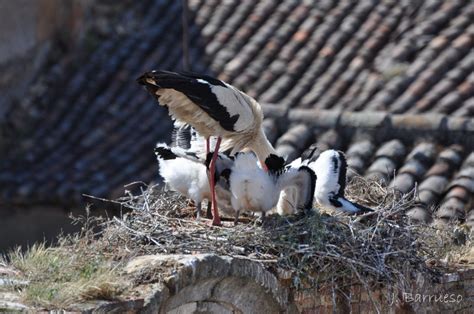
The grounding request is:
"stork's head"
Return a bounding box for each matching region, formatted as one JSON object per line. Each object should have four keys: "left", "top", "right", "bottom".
{"left": 249, "top": 128, "right": 278, "bottom": 172}
{"left": 264, "top": 154, "right": 285, "bottom": 174}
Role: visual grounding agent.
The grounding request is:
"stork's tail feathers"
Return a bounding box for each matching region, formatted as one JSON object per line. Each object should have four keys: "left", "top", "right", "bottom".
{"left": 171, "top": 122, "right": 193, "bottom": 150}
{"left": 331, "top": 196, "right": 374, "bottom": 214}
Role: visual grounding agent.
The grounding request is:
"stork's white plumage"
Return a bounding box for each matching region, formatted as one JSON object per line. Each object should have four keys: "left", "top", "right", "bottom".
{"left": 277, "top": 149, "right": 373, "bottom": 215}
{"left": 312, "top": 150, "right": 373, "bottom": 214}
{"left": 221, "top": 152, "right": 316, "bottom": 223}
{"left": 138, "top": 71, "right": 277, "bottom": 225}
{"left": 276, "top": 157, "right": 310, "bottom": 215}
{"left": 170, "top": 122, "right": 219, "bottom": 218}
{"left": 171, "top": 121, "right": 219, "bottom": 155}
{"left": 276, "top": 145, "right": 319, "bottom": 215}
{"left": 157, "top": 139, "right": 235, "bottom": 218}
{"left": 154, "top": 143, "right": 210, "bottom": 219}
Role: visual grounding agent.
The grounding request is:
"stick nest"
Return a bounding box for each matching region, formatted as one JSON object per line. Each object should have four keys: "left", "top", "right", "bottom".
{"left": 88, "top": 176, "right": 468, "bottom": 294}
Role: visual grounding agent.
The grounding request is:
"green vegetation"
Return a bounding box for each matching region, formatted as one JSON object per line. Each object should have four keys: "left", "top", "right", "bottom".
{"left": 1, "top": 178, "right": 471, "bottom": 310}
{"left": 3, "top": 229, "right": 127, "bottom": 309}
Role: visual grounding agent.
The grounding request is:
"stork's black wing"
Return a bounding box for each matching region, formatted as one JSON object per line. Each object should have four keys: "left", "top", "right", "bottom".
{"left": 138, "top": 70, "right": 251, "bottom": 132}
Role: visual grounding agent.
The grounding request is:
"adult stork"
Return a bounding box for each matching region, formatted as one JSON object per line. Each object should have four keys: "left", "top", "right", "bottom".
{"left": 137, "top": 71, "right": 277, "bottom": 225}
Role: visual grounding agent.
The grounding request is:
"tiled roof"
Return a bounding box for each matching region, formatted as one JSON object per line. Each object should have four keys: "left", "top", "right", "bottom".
{"left": 0, "top": 0, "right": 472, "bottom": 226}
{"left": 263, "top": 106, "right": 473, "bottom": 225}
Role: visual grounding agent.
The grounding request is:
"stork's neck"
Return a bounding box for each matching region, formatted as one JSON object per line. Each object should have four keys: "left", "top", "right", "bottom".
{"left": 251, "top": 129, "right": 277, "bottom": 169}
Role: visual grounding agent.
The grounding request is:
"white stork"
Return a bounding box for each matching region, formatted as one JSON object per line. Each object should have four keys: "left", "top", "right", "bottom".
{"left": 154, "top": 143, "right": 210, "bottom": 219}
{"left": 170, "top": 121, "right": 216, "bottom": 218}
{"left": 277, "top": 144, "right": 319, "bottom": 215}
{"left": 311, "top": 149, "right": 373, "bottom": 214}
{"left": 155, "top": 141, "right": 235, "bottom": 219}
{"left": 220, "top": 152, "right": 316, "bottom": 224}
{"left": 277, "top": 148, "right": 373, "bottom": 215}
{"left": 138, "top": 71, "right": 277, "bottom": 225}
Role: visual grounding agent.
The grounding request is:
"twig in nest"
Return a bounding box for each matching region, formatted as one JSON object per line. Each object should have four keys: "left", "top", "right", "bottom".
{"left": 87, "top": 178, "right": 456, "bottom": 305}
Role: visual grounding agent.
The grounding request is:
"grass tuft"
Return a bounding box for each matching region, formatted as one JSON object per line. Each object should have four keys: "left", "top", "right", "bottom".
{"left": 5, "top": 226, "right": 127, "bottom": 309}
{"left": 2, "top": 177, "right": 470, "bottom": 310}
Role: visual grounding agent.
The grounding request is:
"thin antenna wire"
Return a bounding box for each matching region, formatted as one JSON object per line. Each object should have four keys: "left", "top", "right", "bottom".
{"left": 182, "top": 0, "right": 190, "bottom": 71}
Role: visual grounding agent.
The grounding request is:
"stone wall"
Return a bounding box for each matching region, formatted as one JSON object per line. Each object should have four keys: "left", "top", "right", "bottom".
{"left": 2, "top": 254, "right": 473, "bottom": 312}
{"left": 0, "top": 0, "right": 86, "bottom": 64}
{"left": 294, "top": 269, "right": 474, "bottom": 313}
{"left": 0, "top": 0, "right": 89, "bottom": 117}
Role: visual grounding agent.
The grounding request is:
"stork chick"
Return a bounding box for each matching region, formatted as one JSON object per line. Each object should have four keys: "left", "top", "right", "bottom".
{"left": 276, "top": 145, "right": 319, "bottom": 215}
{"left": 223, "top": 152, "right": 316, "bottom": 224}
{"left": 312, "top": 150, "right": 373, "bottom": 214}
{"left": 277, "top": 149, "right": 373, "bottom": 215}
{"left": 138, "top": 71, "right": 277, "bottom": 226}
{"left": 154, "top": 143, "right": 210, "bottom": 219}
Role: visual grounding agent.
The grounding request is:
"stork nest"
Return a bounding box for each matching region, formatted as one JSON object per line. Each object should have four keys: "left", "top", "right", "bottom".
{"left": 79, "top": 176, "right": 469, "bottom": 304}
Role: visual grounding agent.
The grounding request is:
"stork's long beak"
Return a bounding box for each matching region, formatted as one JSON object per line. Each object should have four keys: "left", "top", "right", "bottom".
{"left": 260, "top": 160, "right": 269, "bottom": 171}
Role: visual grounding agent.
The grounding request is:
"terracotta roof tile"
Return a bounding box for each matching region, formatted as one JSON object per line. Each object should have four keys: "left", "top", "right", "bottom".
{"left": 375, "top": 139, "right": 406, "bottom": 160}
{"left": 436, "top": 197, "right": 465, "bottom": 220}
{"left": 262, "top": 119, "right": 279, "bottom": 145}
{"left": 391, "top": 173, "right": 416, "bottom": 194}
{"left": 1, "top": 0, "right": 472, "bottom": 220}
{"left": 390, "top": 142, "right": 437, "bottom": 193}
{"left": 313, "top": 129, "right": 343, "bottom": 152}
{"left": 418, "top": 189, "right": 438, "bottom": 207}
{"left": 276, "top": 124, "right": 312, "bottom": 153}
{"left": 260, "top": 0, "right": 357, "bottom": 104}
{"left": 445, "top": 186, "right": 471, "bottom": 203}
{"left": 366, "top": 157, "right": 397, "bottom": 183}
{"left": 346, "top": 137, "right": 376, "bottom": 179}
{"left": 406, "top": 206, "right": 433, "bottom": 224}
{"left": 419, "top": 175, "right": 450, "bottom": 195}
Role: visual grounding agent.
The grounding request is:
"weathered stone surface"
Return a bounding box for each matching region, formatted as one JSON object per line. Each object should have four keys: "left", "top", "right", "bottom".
{"left": 0, "top": 292, "right": 28, "bottom": 311}
{"left": 125, "top": 254, "right": 293, "bottom": 314}
{"left": 3, "top": 253, "right": 474, "bottom": 313}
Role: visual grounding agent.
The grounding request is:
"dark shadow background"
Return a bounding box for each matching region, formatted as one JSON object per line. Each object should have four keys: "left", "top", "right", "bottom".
{"left": 0, "top": 0, "right": 212, "bottom": 250}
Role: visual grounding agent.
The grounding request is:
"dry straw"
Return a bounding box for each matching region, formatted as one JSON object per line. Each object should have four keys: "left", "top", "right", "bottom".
{"left": 95, "top": 176, "right": 462, "bottom": 306}
{"left": 5, "top": 176, "right": 468, "bottom": 310}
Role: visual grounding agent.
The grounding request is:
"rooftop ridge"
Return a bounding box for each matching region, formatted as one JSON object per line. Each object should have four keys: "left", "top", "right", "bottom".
{"left": 261, "top": 104, "right": 474, "bottom": 148}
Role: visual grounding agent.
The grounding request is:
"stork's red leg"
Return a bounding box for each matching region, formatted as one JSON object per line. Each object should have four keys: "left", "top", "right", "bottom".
{"left": 209, "top": 137, "right": 222, "bottom": 226}
{"left": 205, "top": 137, "right": 212, "bottom": 219}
